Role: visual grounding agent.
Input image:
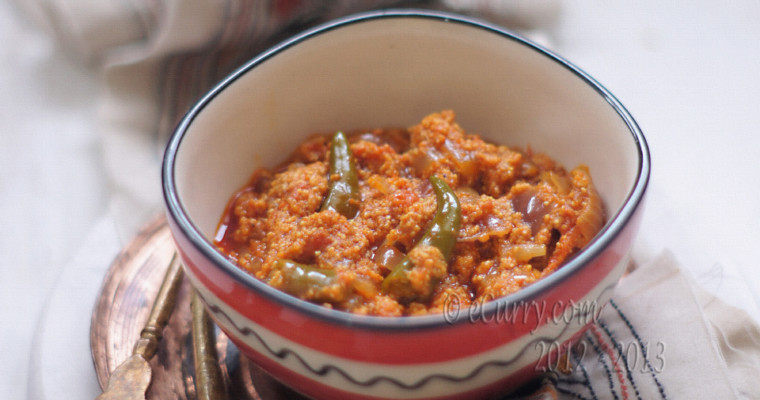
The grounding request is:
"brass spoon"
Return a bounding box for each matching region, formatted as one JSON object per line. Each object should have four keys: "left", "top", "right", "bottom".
{"left": 191, "top": 290, "right": 227, "bottom": 399}
{"left": 96, "top": 252, "right": 184, "bottom": 400}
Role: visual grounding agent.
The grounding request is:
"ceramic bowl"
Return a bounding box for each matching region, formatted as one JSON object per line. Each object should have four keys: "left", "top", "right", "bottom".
{"left": 162, "top": 9, "right": 650, "bottom": 400}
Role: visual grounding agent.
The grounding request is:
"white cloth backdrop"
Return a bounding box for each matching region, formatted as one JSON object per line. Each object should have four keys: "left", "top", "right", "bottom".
{"left": 2, "top": 1, "right": 759, "bottom": 399}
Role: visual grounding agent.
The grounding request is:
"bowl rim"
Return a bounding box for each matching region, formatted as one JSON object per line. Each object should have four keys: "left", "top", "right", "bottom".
{"left": 162, "top": 8, "right": 651, "bottom": 331}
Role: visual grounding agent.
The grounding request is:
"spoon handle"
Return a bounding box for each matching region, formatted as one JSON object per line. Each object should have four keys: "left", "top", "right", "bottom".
{"left": 192, "top": 291, "right": 227, "bottom": 399}
{"left": 132, "top": 252, "right": 184, "bottom": 359}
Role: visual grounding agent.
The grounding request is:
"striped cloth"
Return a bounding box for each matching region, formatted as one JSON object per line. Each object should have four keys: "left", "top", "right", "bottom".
{"left": 18, "top": 1, "right": 759, "bottom": 398}
{"left": 550, "top": 250, "right": 758, "bottom": 400}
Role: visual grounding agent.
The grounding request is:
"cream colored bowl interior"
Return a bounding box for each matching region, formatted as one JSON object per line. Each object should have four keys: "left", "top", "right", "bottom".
{"left": 174, "top": 16, "right": 639, "bottom": 239}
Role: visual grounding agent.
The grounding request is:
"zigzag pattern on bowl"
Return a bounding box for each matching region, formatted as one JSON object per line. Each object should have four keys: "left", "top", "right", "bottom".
{"left": 190, "top": 272, "right": 616, "bottom": 390}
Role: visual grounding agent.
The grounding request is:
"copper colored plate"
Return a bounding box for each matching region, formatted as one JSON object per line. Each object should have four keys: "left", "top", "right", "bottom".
{"left": 89, "top": 215, "right": 305, "bottom": 399}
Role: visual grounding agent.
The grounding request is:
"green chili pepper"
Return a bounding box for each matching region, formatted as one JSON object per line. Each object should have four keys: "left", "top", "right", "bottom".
{"left": 382, "top": 176, "right": 462, "bottom": 302}
{"left": 271, "top": 259, "right": 345, "bottom": 302}
{"left": 321, "top": 131, "right": 360, "bottom": 219}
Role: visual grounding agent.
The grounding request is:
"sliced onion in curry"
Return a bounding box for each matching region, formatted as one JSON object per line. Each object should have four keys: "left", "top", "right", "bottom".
{"left": 511, "top": 186, "right": 550, "bottom": 235}
{"left": 373, "top": 242, "right": 406, "bottom": 272}
{"left": 573, "top": 166, "right": 606, "bottom": 247}
{"left": 508, "top": 243, "right": 547, "bottom": 263}
{"left": 409, "top": 147, "right": 444, "bottom": 175}
{"left": 443, "top": 138, "right": 478, "bottom": 180}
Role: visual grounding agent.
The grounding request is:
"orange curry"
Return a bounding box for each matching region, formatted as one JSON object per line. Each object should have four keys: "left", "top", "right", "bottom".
{"left": 214, "top": 111, "right": 605, "bottom": 316}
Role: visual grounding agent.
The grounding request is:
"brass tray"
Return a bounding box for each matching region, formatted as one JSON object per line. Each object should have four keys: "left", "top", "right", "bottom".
{"left": 89, "top": 215, "right": 305, "bottom": 399}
